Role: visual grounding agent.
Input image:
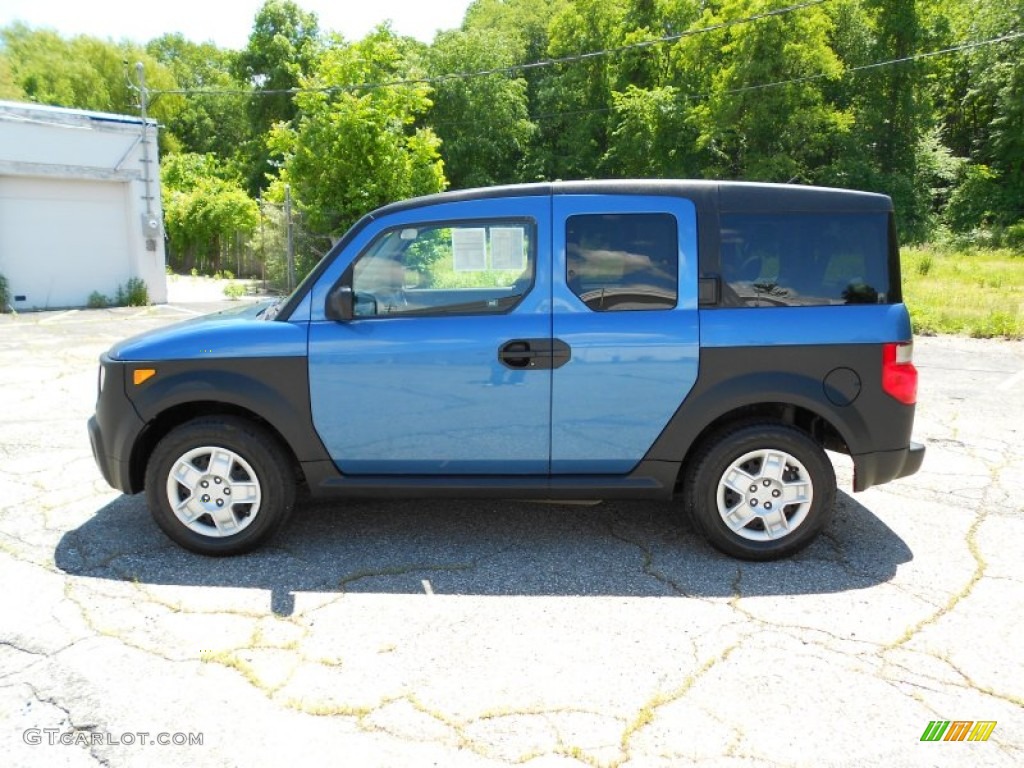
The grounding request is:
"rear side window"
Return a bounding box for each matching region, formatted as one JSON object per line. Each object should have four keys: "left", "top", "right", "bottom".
{"left": 566, "top": 213, "right": 678, "bottom": 311}
{"left": 719, "top": 213, "right": 894, "bottom": 307}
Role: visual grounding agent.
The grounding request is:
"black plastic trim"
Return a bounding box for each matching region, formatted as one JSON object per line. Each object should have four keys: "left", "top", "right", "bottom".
{"left": 133, "top": 357, "right": 324, "bottom": 452}
{"left": 88, "top": 355, "right": 148, "bottom": 493}
{"left": 299, "top": 458, "right": 680, "bottom": 500}
{"left": 642, "top": 344, "right": 920, "bottom": 490}
{"left": 499, "top": 338, "right": 571, "bottom": 370}
{"left": 853, "top": 441, "right": 925, "bottom": 492}
{"left": 98, "top": 357, "right": 333, "bottom": 493}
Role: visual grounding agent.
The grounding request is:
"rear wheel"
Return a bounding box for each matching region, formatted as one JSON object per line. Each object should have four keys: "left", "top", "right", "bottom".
{"left": 145, "top": 417, "right": 295, "bottom": 556}
{"left": 685, "top": 423, "right": 835, "bottom": 560}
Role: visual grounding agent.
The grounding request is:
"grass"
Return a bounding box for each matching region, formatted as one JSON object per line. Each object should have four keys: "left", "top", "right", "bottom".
{"left": 901, "top": 245, "right": 1024, "bottom": 339}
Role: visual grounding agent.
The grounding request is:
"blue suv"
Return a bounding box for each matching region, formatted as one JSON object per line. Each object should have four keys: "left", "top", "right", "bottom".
{"left": 88, "top": 181, "right": 924, "bottom": 559}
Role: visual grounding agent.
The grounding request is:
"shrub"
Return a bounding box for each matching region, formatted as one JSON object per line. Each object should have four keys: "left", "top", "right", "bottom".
{"left": 0, "top": 273, "right": 9, "bottom": 313}
{"left": 1004, "top": 222, "right": 1024, "bottom": 252}
{"left": 223, "top": 282, "right": 246, "bottom": 300}
{"left": 87, "top": 291, "right": 111, "bottom": 308}
{"left": 115, "top": 278, "right": 149, "bottom": 307}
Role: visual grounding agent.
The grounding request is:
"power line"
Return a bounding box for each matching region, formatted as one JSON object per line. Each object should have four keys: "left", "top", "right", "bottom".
{"left": 719, "top": 30, "right": 1024, "bottom": 97}
{"left": 149, "top": 0, "right": 834, "bottom": 98}
{"left": 426, "top": 30, "right": 1024, "bottom": 129}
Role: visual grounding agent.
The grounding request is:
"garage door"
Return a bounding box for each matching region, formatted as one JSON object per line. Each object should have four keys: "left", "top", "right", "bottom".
{"left": 0, "top": 177, "right": 132, "bottom": 310}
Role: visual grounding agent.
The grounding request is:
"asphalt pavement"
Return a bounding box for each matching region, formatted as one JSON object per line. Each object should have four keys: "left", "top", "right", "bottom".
{"left": 0, "top": 292, "right": 1021, "bottom": 767}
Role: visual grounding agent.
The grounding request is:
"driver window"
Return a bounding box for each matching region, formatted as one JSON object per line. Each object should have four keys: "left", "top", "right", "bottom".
{"left": 350, "top": 220, "right": 535, "bottom": 317}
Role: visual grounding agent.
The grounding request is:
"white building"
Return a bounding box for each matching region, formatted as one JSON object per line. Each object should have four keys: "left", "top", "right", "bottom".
{"left": 0, "top": 101, "right": 167, "bottom": 310}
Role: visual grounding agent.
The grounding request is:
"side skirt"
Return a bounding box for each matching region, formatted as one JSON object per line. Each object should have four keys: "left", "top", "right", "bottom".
{"left": 298, "top": 459, "right": 681, "bottom": 501}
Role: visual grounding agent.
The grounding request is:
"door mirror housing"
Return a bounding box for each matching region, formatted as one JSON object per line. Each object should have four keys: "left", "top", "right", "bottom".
{"left": 326, "top": 285, "right": 354, "bottom": 321}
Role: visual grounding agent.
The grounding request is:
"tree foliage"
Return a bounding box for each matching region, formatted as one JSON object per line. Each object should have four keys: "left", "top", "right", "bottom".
{"left": 426, "top": 28, "right": 534, "bottom": 188}
{"left": 268, "top": 26, "right": 446, "bottom": 236}
{"left": 162, "top": 153, "right": 259, "bottom": 273}
{"left": 0, "top": 53, "right": 24, "bottom": 99}
{"left": 233, "top": 0, "right": 322, "bottom": 194}
{"left": 0, "top": 23, "right": 181, "bottom": 140}
{"left": 147, "top": 34, "right": 250, "bottom": 161}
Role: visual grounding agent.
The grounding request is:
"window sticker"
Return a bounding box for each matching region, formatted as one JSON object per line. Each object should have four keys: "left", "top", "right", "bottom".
{"left": 490, "top": 227, "right": 526, "bottom": 271}
{"left": 452, "top": 228, "right": 487, "bottom": 272}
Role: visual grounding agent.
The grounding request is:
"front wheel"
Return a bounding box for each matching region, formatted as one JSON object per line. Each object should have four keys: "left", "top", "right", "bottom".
{"left": 145, "top": 417, "right": 295, "bottom": 556}
{"left": 685, "top": 423, "right": 836, "bottom": 560}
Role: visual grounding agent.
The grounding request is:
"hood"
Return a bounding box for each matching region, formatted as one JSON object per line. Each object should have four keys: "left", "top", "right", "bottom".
{"left": 109, "top": 300, "right": 308, "bottom": 361}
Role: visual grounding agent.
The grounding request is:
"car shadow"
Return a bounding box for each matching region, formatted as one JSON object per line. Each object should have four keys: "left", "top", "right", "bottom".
{"left": 55, "top": 490, "right": 912, "bottom": 615}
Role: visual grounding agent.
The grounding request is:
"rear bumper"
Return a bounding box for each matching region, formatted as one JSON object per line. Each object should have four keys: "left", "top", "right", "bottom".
{"left": 852, "top": 441, "right": 925, "bottom": 492}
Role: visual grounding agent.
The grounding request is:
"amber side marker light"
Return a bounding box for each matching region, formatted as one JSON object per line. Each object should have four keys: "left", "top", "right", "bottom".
{"left": 133, "top": 368, "right": 157, "bottom": 386}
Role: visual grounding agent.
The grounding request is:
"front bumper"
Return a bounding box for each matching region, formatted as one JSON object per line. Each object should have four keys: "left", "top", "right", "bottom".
{"left": 852, "top": 441, "right": 925, "bottom": 492}
{"left": 88, "top": 357, "right": 146, "bottom": 494}
{"left": 88, "top": 415, "right": 132, "bottom": 491}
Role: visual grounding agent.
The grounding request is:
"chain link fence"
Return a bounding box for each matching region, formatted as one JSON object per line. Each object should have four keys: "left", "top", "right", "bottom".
{"left": 164, "top": 199, "right": 333, "bottom": 295}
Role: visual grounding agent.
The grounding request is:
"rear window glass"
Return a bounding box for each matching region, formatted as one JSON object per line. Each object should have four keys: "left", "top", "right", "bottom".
{"left": 719, "top": 213, "right": 893, "bottom": 307}
{"left": 566, "top": 213, "right": 678, "bottom": 311}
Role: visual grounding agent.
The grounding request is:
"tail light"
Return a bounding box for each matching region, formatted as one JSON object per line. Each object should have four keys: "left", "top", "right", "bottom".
{"left": 882, "top": 342, "right": 918, "bottom": 405}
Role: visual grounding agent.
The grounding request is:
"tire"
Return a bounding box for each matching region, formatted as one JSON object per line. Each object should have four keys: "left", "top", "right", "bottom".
{"left": 145, "top": 416, "right": 295, "bottom": 556}
{"left": 684, "top": 422, "right": 835, "bottom": 560}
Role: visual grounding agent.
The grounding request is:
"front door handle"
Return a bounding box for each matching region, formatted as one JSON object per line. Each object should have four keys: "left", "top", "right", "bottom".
{"left": 499, "top": 339, "right": 571, "bottom": 370}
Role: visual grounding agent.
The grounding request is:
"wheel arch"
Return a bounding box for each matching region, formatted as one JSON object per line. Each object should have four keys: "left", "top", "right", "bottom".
{"left": 130, "top": 400, "right": 303, "bottom": 494}
{"left": 644, "top": 369, "right": 865, "bottom": 491}
{"left": 123, "top": 359, "right": 330, "bottom": 494}
{"left": 678, "top": 401, "right": 846, "bottom": 486}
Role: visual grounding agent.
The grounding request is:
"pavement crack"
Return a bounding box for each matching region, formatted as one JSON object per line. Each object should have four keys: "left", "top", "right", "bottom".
{"left": 614, "top": 642, "right": 741, "bottom": 767}
{"left": 605, "top": 522, "right": 691, "bottom": 597}
{"left": 886, "top": 481, "right": 990, "bottom": 652}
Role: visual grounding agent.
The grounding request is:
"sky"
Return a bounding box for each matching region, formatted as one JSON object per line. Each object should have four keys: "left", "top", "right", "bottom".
{"left": 1, "top": 0, "right": 476, "bottom": 47}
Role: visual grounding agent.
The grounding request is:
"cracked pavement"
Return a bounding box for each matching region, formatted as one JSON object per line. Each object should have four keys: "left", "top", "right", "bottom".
{"left": 0, "top": 301, "right": 1022, "bottom": 767}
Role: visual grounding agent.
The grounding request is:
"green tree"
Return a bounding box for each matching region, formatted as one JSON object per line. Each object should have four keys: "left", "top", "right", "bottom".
{"left": 602, "top": 85, "right": 694, "bottom": 177}
{"left": 463, "top": 0, "right": 570, "bottom": 64}
{"left": 859, "top": 0, "right": 928, "bottom": 236}
{"left": 426, "top": 28, "right": 535, "bottom": 188}
{"left": 0, "top": 53, "right": 24, "bottom": 99}
{"left": 162, "top": 153, "right": 259, "bottom": 274}
{"left": 269, "top": 26, "right": 446, "bottom": 236}
{"left": 233, "top": 0, "right": 322, "bottom": 194}
{"left": 601, "top": 0, "right": 703, "bottom": 178}
{"left": 535, "top": 0, "right": 625, "bottom": 179}
{"left": 0, "top": 24, "right": 181, "bottom": 145}
{"left": 676, "top": 0, "right": 850, "bottom": 182}
{"left": 147, "top": 34, "right": 250, "bottom": 161}
{"left": 929, "top": 0, "right": 1024, "bottom": 231}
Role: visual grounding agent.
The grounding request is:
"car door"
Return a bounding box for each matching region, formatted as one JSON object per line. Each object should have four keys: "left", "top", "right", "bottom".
{"left": 550, "top": 194, "right": 700, "bottom": 473}
{"left": 307, "top": 196, "right": 553, "bottom": 475}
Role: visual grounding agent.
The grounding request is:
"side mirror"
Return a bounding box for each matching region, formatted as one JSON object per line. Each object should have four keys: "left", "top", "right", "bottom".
{"left": 326, "top": 285, "right": 354, "bottom": 321}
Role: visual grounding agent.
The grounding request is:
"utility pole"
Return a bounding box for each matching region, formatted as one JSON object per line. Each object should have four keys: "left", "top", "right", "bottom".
{"left": 136, "top": 63, "right": 154, "bottom": 219}
{"left": 135, "top": 62, "right": 161, "bottom": 258}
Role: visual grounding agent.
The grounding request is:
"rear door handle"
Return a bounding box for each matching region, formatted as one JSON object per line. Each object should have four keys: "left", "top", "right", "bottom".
{"left": 499, "top": 339, "right": 571, "bottom": 370}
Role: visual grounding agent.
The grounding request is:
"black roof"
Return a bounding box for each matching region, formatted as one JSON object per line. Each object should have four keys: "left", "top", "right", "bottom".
{"left": 369, "top": 179, "right": 893, "bottom": 219}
